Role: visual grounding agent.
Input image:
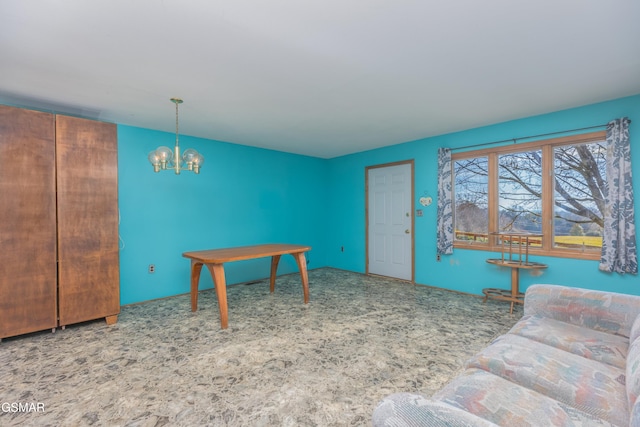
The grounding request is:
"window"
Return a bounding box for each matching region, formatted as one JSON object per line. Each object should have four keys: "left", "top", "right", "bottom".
{"left": 452, "top": 131, "right": 607, "bottom": 259}
{"left": 454, "top": 156, "right": 489, "bottom": 243}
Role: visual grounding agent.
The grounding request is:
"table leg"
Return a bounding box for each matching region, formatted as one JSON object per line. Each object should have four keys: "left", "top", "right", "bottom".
{"left": 510, "top": 267, "right": 520, "bottom": 315}
{"left": 270, "top": 255, "right": 282, "bottom": 293}
{"left": 191, "top": 261, "right": 204, "bottom": 312}
{"left": 206, "top": 263, "right": 229, "bottom": 329}
{"left": 292, "top": 252, "right": 310, "bottom": 304}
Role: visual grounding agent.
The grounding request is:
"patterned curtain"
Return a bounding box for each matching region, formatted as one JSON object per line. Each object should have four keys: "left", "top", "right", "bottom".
{"left": 436, "top": 148, "right": 454, "bottom": 255}
{"left": 599, "top": 117, "right": 638, "bottom": 274}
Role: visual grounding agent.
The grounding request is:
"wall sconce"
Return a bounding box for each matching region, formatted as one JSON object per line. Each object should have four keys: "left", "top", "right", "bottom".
{"left": 420, "top": 196, "right": 432, "bottom": 206}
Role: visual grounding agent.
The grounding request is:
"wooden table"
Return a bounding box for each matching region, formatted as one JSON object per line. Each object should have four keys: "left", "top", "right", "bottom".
{"left": 183, "top": 244, "right": 312, "bottom": 329}
{"left": 484, "top": 259, "right": 547, "bottom": 313}
{"left": 483, "top": 232, "right": 547, "bottom": 313}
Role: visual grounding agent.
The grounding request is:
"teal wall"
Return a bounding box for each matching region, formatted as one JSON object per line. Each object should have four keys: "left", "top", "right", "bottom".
{"left": 325, "top": 94, "right": 640, "bottom": 296}
{"left": 117, "top": 126, "right": 329, "bottom": 305}
{"left": 7, "top": 95, "right": 637, "bottom": 306}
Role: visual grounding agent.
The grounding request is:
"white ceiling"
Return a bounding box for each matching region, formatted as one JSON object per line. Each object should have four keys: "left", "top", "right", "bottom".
{"left": 1, "top": 1, "right": 639, "bottom": 158}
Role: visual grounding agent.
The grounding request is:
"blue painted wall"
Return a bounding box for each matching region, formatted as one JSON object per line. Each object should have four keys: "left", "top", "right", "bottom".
{"left": 6, "top": 95, "right": 638, "bottom": 306}
{"left": 325, "top": 94, "right": 640, "bottom": 296}
{"left": 117, "top": 126, "right": 329, "bottom": 305}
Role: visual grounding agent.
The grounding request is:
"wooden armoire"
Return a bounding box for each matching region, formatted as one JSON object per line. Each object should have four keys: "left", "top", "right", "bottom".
{"left": 0, "top": 104, "right": 120, "bottom": 340}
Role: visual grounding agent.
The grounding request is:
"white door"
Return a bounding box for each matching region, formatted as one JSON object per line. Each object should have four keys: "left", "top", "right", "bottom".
{"left": 367, "top": 162, "right": 413, "bottom": 280}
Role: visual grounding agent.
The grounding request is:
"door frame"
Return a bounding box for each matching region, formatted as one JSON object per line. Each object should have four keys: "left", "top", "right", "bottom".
{"left": 365, "top": 159, "right": 415, "bottom": 281}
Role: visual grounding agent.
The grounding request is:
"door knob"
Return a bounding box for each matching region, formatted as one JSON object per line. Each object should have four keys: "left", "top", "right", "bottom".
{"left": 405, "top": 229, "right": 410, "bottom": 234}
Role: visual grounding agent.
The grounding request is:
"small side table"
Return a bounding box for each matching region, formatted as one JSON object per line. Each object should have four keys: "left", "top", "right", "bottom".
{"left": 483, "top": 232, "right": 547, "bottom": 313}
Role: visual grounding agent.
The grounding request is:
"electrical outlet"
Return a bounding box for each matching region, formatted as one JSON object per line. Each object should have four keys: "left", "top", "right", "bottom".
{"left": 148, "top": 264, "right": 155, "bottom": 274}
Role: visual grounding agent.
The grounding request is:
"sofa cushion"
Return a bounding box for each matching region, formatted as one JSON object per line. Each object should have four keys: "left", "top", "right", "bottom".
{"left": 630, "top": 397, "right": 640, "bottom": 427}
{"left": 627, "top": 335, "right": 640, "bottom": 410}
{"left": 524, "top": 284, "right": 640, "bottom": 338}
{"left": 433, "top": 368, "right": 617, "bottom": 426}
{"left": 630, "top": 314, "right": 640, "bottom": 343}
{"left": 509, "top": 314, "right": 629, "bottom": 369}
{"left": 465, "top": 334, "right": 627, "bottom": 426}
{"left": 372, "top": 392, "right": 499, "bottom": 426}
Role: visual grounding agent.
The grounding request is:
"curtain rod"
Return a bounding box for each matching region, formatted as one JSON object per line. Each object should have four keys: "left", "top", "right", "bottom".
{"left": 450, "top": 121, "right": 631, "bottom": 152}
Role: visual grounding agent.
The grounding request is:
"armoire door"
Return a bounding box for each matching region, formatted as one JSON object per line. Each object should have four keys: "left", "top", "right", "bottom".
{"left": 56, "top": 115, "right": 120, "bottom": 326}
{"left": 0, "top": 105, "right": 58, "bottom": 339}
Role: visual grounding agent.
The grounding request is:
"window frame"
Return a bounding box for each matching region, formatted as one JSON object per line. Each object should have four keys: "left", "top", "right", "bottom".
{"left": 452, "top": 130, "right": 607, "bottom": 260}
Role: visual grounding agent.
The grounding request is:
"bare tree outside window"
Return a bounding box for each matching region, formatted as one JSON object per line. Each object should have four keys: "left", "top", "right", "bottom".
{"left": 553, "top": 142, "right": 606, "bottom": 249}
{"left": 454, "top": 157, "right": 488, "bottom": 242}
{"left": 452, "top": 132, "right": 607, "bottom": 257}
{"left": 498, "top": 150, "right": 543, "bottom": 235}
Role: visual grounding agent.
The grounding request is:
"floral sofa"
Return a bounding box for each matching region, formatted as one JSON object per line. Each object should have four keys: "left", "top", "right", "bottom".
{"left": 373, "top": 284, "right": 640, "bottom": 426}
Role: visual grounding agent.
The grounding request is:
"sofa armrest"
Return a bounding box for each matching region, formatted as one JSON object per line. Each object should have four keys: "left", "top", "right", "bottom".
{"left": 372, "top": 393, "right": 498, "bottom": 427}
{"left": 523, "top": 284, "right": 640, "bottom": 338}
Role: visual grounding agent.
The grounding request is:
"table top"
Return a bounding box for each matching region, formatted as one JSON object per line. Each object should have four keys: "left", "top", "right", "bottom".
{"left": 486, "top": 258, "right": 547, "bottom": 269}
{"left": 183, "top": 243, "right": 312, "bottom": 264}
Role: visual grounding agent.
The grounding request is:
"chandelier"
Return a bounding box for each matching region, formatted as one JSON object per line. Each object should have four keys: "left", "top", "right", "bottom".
{"left": 148, "top": 98, "right": 204, "bottom": 174}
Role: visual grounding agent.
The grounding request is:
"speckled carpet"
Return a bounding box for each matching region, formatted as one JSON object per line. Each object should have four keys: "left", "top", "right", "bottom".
{"left": 1, "top": 268, "right": 522, "bottom": 426}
